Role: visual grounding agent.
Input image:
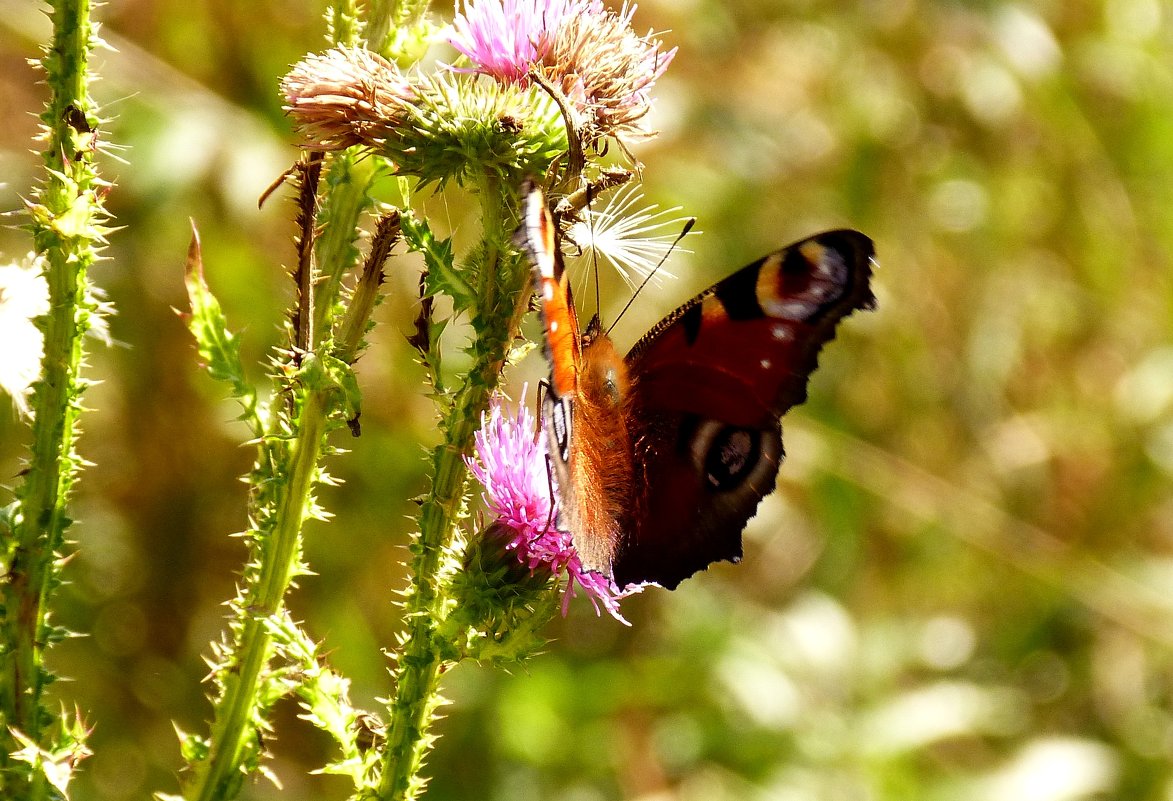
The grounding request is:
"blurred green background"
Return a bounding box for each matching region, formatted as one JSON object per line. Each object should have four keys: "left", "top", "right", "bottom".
{"left": 3, "top": 0, "right": 1173, "bottom": 799}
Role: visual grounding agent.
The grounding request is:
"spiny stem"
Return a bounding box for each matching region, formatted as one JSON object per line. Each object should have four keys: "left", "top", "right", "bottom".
{"left": 0, "top": 0, "right": 104, "bottom": 792}
{"left": 186, "top": 150, "right": 379, "bottom": 801}
{"left": 371, "top": 176, "right": 526, "bottom": 801}
{"left": 314, "top": 152, "right": 377, "bottom": 342}
{"left": 187, "top": 393, "right": 329, "bottom": 801}
{"left": 292, "top": 156, "right": 323, "bottom": 357}
{"left": 366, "top": 0, "right": 432, "bottom": 56}
{"left": 337, "top": 211, "right": 401, "bottom": 361}
{"left": 330, "top": 0, "right": 362, "bottom": 48}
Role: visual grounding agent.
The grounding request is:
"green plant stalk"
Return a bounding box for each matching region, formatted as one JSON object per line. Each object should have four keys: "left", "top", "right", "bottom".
{"left": 1, "top": 0, "right": 102, "bottom": 785}
{"left": 186, "top": 394, "right": 329, "bottom": 801}
{"left": 370, "top": 176, "right": 525, "bottom": 801}
{"left": 186, "top": 151, "right": 377, "bottom": 801}
{"left": 336, "top": 211, "right": 401, "bottom": 360}
{"left": 314, "top": 152, "right": 377, "bottom": 341}
{"left": 366, "top": 0, "right": 431, "bottom": 57}
{"left": 329, "top": 0, "right": 361, "bottom": 48}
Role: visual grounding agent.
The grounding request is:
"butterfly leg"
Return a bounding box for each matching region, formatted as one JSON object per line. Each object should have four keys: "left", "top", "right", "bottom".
{"left": 533, "top": 378, "right": 559, "bottom": 534}
{"left": 542, "top": 450, "right": 558, "bottom": 535}
{"left": 534, "top": 378, "right": 551, "bottom": 445}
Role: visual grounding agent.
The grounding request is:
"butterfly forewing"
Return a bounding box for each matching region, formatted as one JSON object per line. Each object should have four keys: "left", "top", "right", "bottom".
{"left": 626, "top": 230, "right": 875, "bottom": 428}
{"left": 523, "top": 186, "right": 580, "bottom": 398}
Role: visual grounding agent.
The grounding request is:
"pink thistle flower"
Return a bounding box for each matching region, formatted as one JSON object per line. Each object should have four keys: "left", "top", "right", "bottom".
{"left": 445, "top": 0, "right": 675, "bottom": 144}
{"left": 467, "top": 392, "right": 636, "bottom": 624}
{"left": 447, "top": 0, "right": 594, "bottom": 85}
{"left": 543, "top": 2, "right": 675, "bottom": 143}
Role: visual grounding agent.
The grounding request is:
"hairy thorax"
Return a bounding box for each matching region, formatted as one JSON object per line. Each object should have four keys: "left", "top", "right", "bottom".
{"left": 567, "top": 334, "right": 635, "bottom": 573}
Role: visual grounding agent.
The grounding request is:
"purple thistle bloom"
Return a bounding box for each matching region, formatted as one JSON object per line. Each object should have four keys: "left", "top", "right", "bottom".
{"left": 445, "top": 0, "right": 675, "bottom": 143}
{"left": 467, "top": 392, "right": 636, "bottom": 624}
{"left": 446, "top": 0, "right": 597, "bottom": 85}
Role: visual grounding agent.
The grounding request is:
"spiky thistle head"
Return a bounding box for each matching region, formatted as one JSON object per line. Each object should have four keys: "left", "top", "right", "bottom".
{"left": 445, "top": 0, "right": 675, "bottom": 148}
{"left": 280, "top": 47, "right": 566, "bottom": 186}
{"left": 281, "top": 47, "right": 418, "bottom": 151}
{"left": 397, "top": 72, "right": 567, "bottom": 187}
{"left": 446, "top": 0, "right": 584, "bottom": 85}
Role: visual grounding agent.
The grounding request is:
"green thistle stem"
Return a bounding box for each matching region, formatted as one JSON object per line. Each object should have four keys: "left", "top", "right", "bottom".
{"left": 329, "top": 0, "right": 361, "bottom": 48}
{"left": 366, "top": 0, "right": 433, "bottom": 62}
{"left": 187, "top": 394, "right": 330, "bottom": 801}
{"left": 0, "top": 0, "right": 103, "bottom": 791}
{"left": 371, "top": 177, "right": 526, "bottom": 801}
{"left": 185, "top": 151, "right": 379, "bottom": 801}
{"left": 314, "top": 152, "right": 376, "bottom": 341}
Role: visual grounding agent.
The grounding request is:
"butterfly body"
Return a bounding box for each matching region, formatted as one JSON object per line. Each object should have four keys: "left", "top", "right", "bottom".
{"left": 529, "top": 198, "right": 636, "bottom": 571}
{"left": 521, "top": 187, "right": 875, "bottom": 589}
{"left": 553, "top": 327, "right": 634, "bottom": 571}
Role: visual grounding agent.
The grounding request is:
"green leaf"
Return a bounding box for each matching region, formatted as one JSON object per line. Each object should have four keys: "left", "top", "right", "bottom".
{"left": 298, "top": 352, "right": 362, "bottom": 424}
{"left": 400, "top": 211, "right": 476, "bottom": 314}
{"left": 183, "top": 224, "right": 261, "bottom": 434}
{"left": 425, "top": 315, "right": 450, "bottom": 394}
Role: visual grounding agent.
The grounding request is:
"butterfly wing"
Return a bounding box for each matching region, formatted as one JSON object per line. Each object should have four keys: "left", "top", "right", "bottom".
{"left": 522, "top": 180, "right": 580, "bottom": 398}
{"left": 616, "top": 231, "right": 876, "bottom": 588}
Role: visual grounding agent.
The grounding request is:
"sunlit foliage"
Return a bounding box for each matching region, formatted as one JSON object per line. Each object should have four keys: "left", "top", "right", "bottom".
{"left": 1, "top": 1, "right": 1172, "bottom": 799}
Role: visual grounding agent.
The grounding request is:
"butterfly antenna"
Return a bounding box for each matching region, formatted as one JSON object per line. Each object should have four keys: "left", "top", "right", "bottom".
{"left": 587, "top": 181, "right": 603, "bottom": 324}
{"left": 605, "top": 216, "right": 696, "bottom": 337}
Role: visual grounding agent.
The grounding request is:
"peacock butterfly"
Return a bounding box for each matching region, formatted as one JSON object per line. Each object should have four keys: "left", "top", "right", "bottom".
{"left": 519, "top": 184, "right": 876, "bottom": 590}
